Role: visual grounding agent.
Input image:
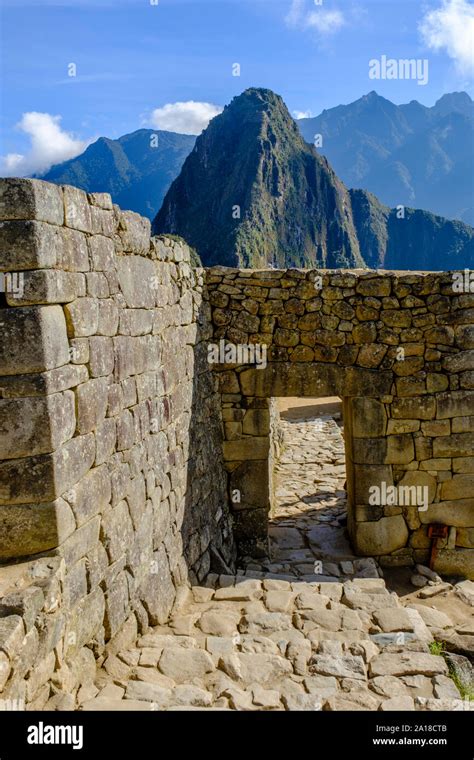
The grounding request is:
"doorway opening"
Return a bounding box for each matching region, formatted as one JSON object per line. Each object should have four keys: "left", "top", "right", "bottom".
{"left": 239, "top": 396, "right": 382, "bottom": 581}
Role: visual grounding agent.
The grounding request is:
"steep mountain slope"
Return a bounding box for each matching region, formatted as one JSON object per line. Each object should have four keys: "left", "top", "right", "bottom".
{"left": 153, "top": 88, "right": 364, "bottom": 268}
{"left": 41, "top": 129, "right": 195, "bottom": 220}
{"left": 298, "top": 92, "right": 474, "bottom": 225}
{"left": 154, "top": 88, "right": 474, "bottom": 271}
{"left": 350, "top": 190, "right": 474, "bottom": 270}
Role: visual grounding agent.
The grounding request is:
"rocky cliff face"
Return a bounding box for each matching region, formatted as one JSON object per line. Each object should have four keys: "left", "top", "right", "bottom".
{"left": 153, "top": 88, "right": 364, "bottom": 269}
{"left": 154, "top": 88, "right": 474, "bottom": 271}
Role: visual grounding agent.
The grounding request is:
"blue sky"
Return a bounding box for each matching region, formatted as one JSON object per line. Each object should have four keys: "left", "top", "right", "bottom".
{"left": 1, "top": 0, "right": 473, "bottom": 175}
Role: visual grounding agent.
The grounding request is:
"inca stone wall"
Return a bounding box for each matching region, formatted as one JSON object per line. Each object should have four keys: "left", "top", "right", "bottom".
{"left": 0, "top": 178, "right": 234, "bottom": 707}
{"left": 206, "top": 268, "right": 474, "bottom": 576}
{"left": 0, "top": 178, "right": 473, "bottom": 709}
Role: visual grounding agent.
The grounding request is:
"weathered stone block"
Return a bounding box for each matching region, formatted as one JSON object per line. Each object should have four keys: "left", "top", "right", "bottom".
{"left": 222, "top": 438, "right": 269, "bottom": 461}
{"left": 353, "top": 515, "right": 409, "bottom": 555}
{"left": 0, "top": 433, "right": 94, "bottom": 505}
{"left": 64, "top": 297, "right": 99, "bottom": 337}
{"left": 0, "top": 305, "right": 69, "bottom": 376}
{"left": 76, "top": 378, "right": 109, "bottom": 434}
{"left": 434, "top": 548, "right": 474, "bottom": 580}
{"left": 63, "top": 465, "right": 111, "bottom": 527}
{"left": 116, "top": 257, "right": 156, "bottom": 308}
{"left": 420, "top": 499, "right": 474, "bottom": 528}
{"left": 5, "top": 270, "right": 84, "bottom": 307}
{"left": 443, "top": 350, "right": 474, "bottom": 373}
{"left": 437, "top": 390, "right": 474, "bottom": 419}
{"left": 351, "top": 398, "right": 387, "bottom": 438}
{"left": 63, "top": 185, "right": 93, "bottom": 233}
{"left": 88, "top": 337, "right": 114, "bottom": 377}
{"left": 440, "top": 475, "right": 474, "bottom": 501}
{"left": 433, "top": 433, "right": 474, "bottom": 458}
{"left": 385, "top": 434, "right": 415, "bottom": 464}
{"left": 0, "top": 391, "right": 75, "bottom": 459}
{"left": 101, "top": 500, "right": 134, "bottom": 563}
{"left": 0, "top": 178, "right": 64, "bottom": 225}
{"left": 0, "top": 498, "right": 75, "bottom": 559}
{"left": 392, "top": 397, "right": 436, "bottom": 420}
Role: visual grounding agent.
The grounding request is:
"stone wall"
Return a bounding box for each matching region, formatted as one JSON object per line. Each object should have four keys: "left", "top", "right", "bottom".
{"left": 0, "top": 177, "right": 473, "bottom": 708}
{"left": 206, "top": 268, "right": 474, "bottom": 577}
{"left": 0, "top": 178, "right": 234, "bottom": 707}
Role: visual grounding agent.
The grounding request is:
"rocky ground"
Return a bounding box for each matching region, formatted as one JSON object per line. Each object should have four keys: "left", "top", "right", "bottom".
{"left": 77, "top": 407, "right": 474, "bottom": 712}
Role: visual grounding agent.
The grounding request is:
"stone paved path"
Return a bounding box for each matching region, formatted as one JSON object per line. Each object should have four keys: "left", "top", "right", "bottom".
{"left": 79, "top": 408, "right": 473, "bottom": 712}
{"left": 241, "top": 412, "right": 383, "bottom": 581}
{"left": 82, "top": 574, "right": 473, "bottom": 712}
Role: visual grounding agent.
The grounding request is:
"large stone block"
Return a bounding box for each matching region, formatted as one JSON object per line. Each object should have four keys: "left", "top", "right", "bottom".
{"left": 101, "top": 500, "right": 134, "bottom": 563}
{"left": 433, "top": 433, "right": 474, "bottom": 458}
{"left": 5, "top": 270, "right": 84, "bottom": 306}
{"left": 116, "top": 257, "right": 156, "bottom": 308}
{"left": 0, "top": 220, "right": 63, "bottom": 271}
{"left": 65, "top": 588, "right": 105, "bottom": 656}
{"left": 64, "top": 297, "right": 99, "bottom": 337}
{"left": 392, "top": 397, "right": 436, "bottom": 420}
{"left": 63, "top": 185, "right": 93, "bottom": 233}
{"left": 0, "top": 305, "right": 69, "bottom": 376}
{"left": 140, "top": 545, "right": 176, "bottom": 625}
{"left": 351, "top": 398, "right": 387, "bottom": 438}
{"left": 354, "top": 514, "right": 409, "bottom": 556}
{"left": 0, "top": 178, "right": 64, "bottom": 225}
{"left": 116, "top": 210, "right": 151, "bottom": 254}
{"left": 420, "top": 499, "right": 474, "bottom": 528}
{"left": 0, "top": 498, "right": 76, "bottom": 559}
{"left": 222, "top": 438, "right": 269, "bottom": 461}
{"left": 63, "top": 465, "right": 111, "bottom": 527}
{"left": 56, "top": 515, "right": 100, "bottom": 567}
{"left": 0, "top": 433, "right": 95, "bottom": 504}
{"left": 434, "top": 548, "right": 474, "bottom": 580}
{"left": 0, "top": 364, "right": 87, "bottom": 399}
{"left": 0, "top": 391, "right": 75, "bottom": 459}
{"left": 229, "top": 461, "right": 270, "bottom": 511}
{"left": 437, "top": 390, "right": 474, "bottom": 419}
{"left": 76, "top": 378, "right": 109, "bottom": 434}
{"left": 440, "top": 475, "right": 474, "bottom": 501}
{"left": 443, "top": 350, "right": 474, "bottom": 373}
{"left": 353, "top": 465, "right": 394, "bottom": 504}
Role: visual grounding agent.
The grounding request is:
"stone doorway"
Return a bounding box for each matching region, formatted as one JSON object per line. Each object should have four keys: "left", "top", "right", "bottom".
{"left": 238, "top": 397, "right": 382, "bottom": 581}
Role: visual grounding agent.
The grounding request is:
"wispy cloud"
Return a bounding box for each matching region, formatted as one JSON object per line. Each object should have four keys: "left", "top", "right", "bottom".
{"left": 285, "top": 0, "right": 345, "bottom": 36}
{"left": 0, "top": 113, "right": 90, "bottom": 177}
{"left": 419, "top": 0, "right": 474, "bottom": 77}
{"left": 293, "top": 109, "right": 313, "bottom": 119}
{"left": 145, "top": 101, "right": 223, "bottom": 135}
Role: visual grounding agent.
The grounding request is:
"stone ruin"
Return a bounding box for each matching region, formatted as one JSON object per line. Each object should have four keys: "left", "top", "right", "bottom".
{"left": 0, "top": 178, "right": 472, "bottom": 708}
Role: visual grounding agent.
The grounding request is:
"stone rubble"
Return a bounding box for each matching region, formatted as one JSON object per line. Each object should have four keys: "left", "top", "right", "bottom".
{"left": 81, "top": 573, "right": 472, "bottom": 712}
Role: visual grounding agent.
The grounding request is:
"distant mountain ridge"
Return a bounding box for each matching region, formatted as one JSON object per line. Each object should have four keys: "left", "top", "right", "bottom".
{"left": 298, "top": 91, "right": 474, "bottom": 225}
{"left": 41, "top": 129, "right": 195, "bottom": 220}
{"left": 153, "top": 88, "right": 474, "bottom": 271}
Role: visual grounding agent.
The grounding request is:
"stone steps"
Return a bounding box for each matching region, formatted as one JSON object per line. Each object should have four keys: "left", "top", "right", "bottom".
{"left": 78, "top": 574, "right": 472, "bottom": 712}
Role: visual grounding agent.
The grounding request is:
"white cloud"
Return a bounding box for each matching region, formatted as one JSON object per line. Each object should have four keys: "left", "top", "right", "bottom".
{"left": 147, "top": 101, "right": 223, "bottom": 135}
{"left": 0, "top": 112, "right": 89, "bottom": 177}
{"left": 285, "top": 0, "right": 345, "bottom": 36}
{"left": 306, "top": 8, "right": 345, "bottom": 34}
{"left": 419, "top": 0, "right": 474, "bottom": 76}
{"left": 293, "top": 109, "right": 313, "bottom": 119}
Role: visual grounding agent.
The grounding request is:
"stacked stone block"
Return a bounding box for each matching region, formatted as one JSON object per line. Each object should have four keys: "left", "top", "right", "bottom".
{"left": 206, "top": 268, "right": 474, "bottom": 576}
{"left": 0, "top": 178, "right": 234, "bottom": 707}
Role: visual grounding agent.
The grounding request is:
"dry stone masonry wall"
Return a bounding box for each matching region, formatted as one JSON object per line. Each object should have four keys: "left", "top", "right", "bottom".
{"left": 0, "top": 178, "right": 473, "bottom": 709}
{"left": 206, "top": 268, "right": 474, "bottom": 574}
{"left": 0, "top": 178, "right": 234, "bottom": 707}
